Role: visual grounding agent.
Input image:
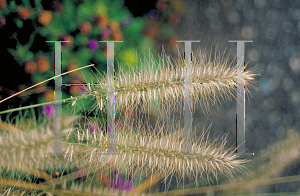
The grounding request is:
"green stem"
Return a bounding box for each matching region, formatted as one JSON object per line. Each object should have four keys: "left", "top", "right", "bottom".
{"left": 62, "top": 142, "right": 106, "bottom": 148}
{"left": 0, "top": 94, "right": 92, "bottom": 115}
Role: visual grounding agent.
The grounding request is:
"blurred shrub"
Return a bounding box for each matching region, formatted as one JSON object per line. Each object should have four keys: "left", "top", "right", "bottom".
{"left": 0, "top": 0, "right": 185, "bottom": 118}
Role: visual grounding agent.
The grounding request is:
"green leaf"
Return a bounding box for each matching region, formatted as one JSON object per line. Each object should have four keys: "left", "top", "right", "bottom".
{"left": 139, "top": 37, "right": 155, "bottom": 54}
{"left": 61, "top": 1, "right": 77, "bottom": 31}
{"left": 94, "top": 50, "right": 106, "bottom": 63}
{"left": 1, "top": 6, "right": 10, "bottom": 15}
{"left": 39, "top": 26, "right": 49, "bottom": 37}
{"left": 14, "top": 19, "right": 23, "bottom": 29}
{"left": 39, "top": 17, "right": 64, "bottom": 38}
{"left": 119, "top": 48, "right": 138, "bottom": 66}
{"left": 123, "top": 18, "right": 144, "bottom": 39}
{"left": 61, "top": 47, "right": 72, "bottom": 62}
{"left": 25, "top": 51, "right": 34, "bottom": 61}
{"left": 93, "top": 1, "right": 108, "bottom": 15}
{"left": 22, "top": 0, "right": 31, "bottom": 7}
{"left": 16, "top": 44, "right": 30, "bottom": 59}
{"left": 50, "top": 15, "right": 66, "bottom": 35}
{"left": 76, "top": 48, "right": 92, "bottom": 65}
{"left": 8, "top": 0, "right": 17, "bottom": 11}
{"left": 159, "top": 24, "right": 174, "bottom": 40}
{"left": 91, "top": 27, "right": 100, "bottom": 37}
{"left": 77, "top": 3, "right": 94, "bottom": 23}
{"left": 75, "top": 35, "right": 89, "bottom": 46}
{"left": 34, "top": 0, "right": 42, "bottom": 8}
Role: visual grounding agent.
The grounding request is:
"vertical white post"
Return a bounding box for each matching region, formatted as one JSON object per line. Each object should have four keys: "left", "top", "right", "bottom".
{"left": 99, "top": 41, "right": 123, "bottom": 155}
{"left": 176, "top": 40, "right": 200, "bottom": 154}
{"left": 46, "top": 41, "right": 69, "bottom": 156}
{"left": 229, "top": 40, "right": 254, "bottom": 156}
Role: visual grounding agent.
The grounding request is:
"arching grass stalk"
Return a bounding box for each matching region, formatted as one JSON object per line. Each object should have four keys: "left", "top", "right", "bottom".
{"left": 0, "top": 178, "right": 129, "bottom": 196}
{"left": 224, "top": 129, "right": 300, "bottom": 195}
{"left": 0, "top": 64, "right": 95, "bottom": 115}
{"left": 149, "top": 175, "right": 300, "bottom": 196}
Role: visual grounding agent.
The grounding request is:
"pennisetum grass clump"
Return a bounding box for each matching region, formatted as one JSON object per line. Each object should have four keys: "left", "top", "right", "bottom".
{"left": 0, "top": 46, "right": 261, "bottom": 195}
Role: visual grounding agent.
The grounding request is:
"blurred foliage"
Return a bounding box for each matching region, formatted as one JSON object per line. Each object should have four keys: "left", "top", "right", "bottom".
{"left": 0, "top": 0, "right": 185, "bottom": 118}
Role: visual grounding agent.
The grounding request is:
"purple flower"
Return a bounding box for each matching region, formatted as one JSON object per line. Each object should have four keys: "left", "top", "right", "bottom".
{"left": 110, "top": 169, "right": 134, "bottom": 191}
{"left": 79, "top": 85, "right": 86, "bottom": 93}
{"left": 101, "top": 28, "right": 111, "bottom": 40}
{"left": 147, "top": 9, "right": 159, "bottom": 19}
{"left": 42, "top": 104, "right": 55, "bottom": 119}
{"left": 111, "top": 178, "right": 134, "bottom": 191}
{"left": 88, "top": 122, "right": 100, "bottom": 133}
{"left": 0, "top": 18, "right": 6, "bottom": 28}
{"left": 88, "top": 39, "right": 98, "bottom": 51}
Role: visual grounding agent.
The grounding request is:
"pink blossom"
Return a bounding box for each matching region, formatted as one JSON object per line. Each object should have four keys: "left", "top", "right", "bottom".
{"left": 88, "top": 39, "right": 98, "bottom": 51}
{"left": 110, "top": 169, "right": 134, "bottom": 191}
{"left": 42, "top": 104, "right": 55, "bottom": 119}
{"left": 88, "top": 122, "right": 100, "bottom": 133}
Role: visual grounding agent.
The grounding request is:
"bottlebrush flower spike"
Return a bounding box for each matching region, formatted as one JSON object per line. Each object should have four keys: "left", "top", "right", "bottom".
{"left": 80, "top": 117, "right": 248, "bottom": 190}
{"left": 82, "top": 47, "right": 259, "bottom": 117}
{"left": 0, "top": 125, "right": 54, "bottom": 167}
{"left": 66, "top": 180, "right": 143, "bottom": 196}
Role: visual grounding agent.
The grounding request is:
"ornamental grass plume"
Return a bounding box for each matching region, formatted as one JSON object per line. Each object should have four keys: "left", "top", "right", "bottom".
{"left": 81, "top": 46, "right": 259, "bottom": 118}
{"left": 0, "top": 125, "right": 54, "bottom": 168}
{"left": 67, "top": 116, "right": 249, "bottom": 191}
